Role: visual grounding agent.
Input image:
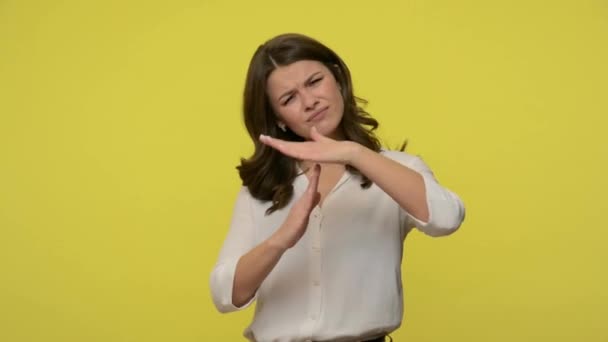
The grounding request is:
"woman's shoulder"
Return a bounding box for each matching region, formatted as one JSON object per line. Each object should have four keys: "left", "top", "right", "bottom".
{"left": 235, "top": 185, "right": 271, "bottom": 208}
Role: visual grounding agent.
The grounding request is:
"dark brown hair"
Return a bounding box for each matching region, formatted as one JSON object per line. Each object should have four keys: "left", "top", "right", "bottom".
{"left": 237, "top": 33, "right": 383, "bottom": 214}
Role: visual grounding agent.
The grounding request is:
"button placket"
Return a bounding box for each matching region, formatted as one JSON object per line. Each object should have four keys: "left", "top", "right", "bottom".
{"left": 307, "top": 208, "right": 323, "bottom": 327}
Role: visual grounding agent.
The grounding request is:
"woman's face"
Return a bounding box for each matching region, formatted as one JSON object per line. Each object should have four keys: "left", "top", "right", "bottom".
{"left": 266, "top": 60, "right": 344, "bottom": 140}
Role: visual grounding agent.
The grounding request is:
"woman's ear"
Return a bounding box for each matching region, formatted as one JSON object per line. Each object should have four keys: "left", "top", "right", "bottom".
{"left": 277, "top": 121, "right": 287, "bottom": 132}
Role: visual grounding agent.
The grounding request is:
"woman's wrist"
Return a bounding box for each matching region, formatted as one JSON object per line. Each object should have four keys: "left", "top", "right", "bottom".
{"left": 266, "top": 232, "right": 290, "bottom": 253}
{"left": 345, "top": 141, "right": 366, "bottom": 166}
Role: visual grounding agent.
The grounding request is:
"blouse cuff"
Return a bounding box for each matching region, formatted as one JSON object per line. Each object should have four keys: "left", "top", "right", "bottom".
{"left": 210, "top": 258, "right": 257, "bottom": 313}
{"left": 408, "top": 172, "right": 465, "bottom": 237}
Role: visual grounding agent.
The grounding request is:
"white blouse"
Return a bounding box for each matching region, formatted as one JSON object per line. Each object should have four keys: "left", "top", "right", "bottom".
{"left": 210, "top": 150, "right": 465, "bottom": 342}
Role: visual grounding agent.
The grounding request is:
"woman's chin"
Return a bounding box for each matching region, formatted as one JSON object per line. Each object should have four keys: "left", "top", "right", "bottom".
{"left": 320, "top": 124, "right": 344, "bottom": 140}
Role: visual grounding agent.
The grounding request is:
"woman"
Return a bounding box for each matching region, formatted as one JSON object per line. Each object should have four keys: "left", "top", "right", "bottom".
{"left": 210, "top": 33, "right": 465, "bottom": 342}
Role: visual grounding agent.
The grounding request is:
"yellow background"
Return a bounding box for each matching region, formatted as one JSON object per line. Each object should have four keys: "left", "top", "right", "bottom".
{"left": 1, "top": 0, "right": 607, "bottom": 341}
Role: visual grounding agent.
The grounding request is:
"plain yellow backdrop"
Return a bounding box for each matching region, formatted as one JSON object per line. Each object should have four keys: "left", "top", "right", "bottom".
{"left": 1, "top": 0, "right": 607, "bottom": 341}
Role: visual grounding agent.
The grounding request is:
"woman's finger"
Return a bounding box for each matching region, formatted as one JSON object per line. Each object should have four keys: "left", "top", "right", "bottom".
{"left": 260, "top": 134, "right": 341, "bottom": 163}
{"left": 260, "top": 134, "right": 299, "bottom": 158}
{"left": 310, "top": 164, "right": 321, "bottom": 190}
{"left": 259, "top": 134, "right": 280, "bottom": 149}
{"left": 309, "top": 126, "right": 327, "bottom": 142}
{"left": 305, "top": 164, "right": 321, "bottom": 209}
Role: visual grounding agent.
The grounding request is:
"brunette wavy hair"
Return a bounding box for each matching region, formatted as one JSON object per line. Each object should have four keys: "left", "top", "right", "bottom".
{"left": 237, "top": 33, "right": 387, "bottom": 214}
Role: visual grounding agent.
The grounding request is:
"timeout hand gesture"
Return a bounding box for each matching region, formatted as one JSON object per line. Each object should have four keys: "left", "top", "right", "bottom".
{"left": 259, "top": 127, "right": 359, "bottom": 165}
{"left": 269, "top": 164, "right": 321, "bottom": 250}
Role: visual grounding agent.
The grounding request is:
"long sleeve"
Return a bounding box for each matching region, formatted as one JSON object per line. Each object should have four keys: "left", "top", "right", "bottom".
{"left": 382, "top": 151, "right": 465, "bottom": 237}
{"left": 403, "top": 155, "right": 465, "bottom": 237}
{"left": 209, "top": 186, "right": 258, "bottom": 313}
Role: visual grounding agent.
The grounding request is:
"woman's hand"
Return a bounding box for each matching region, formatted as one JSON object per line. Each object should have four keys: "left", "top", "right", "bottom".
{"left": 268, "top": 164, "right": 321, "bottom": 250}
{"left": 259, "top": 127, "right": 360, "bottom": 164}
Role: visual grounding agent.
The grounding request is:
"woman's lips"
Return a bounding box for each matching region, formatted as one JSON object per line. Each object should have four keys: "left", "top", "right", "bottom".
{"left": 307, "top": 107, "right": 328, "bottom": 122}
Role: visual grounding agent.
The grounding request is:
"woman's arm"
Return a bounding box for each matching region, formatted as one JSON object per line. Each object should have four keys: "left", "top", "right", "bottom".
{"left": 230, "top": 238, "right": 286, "bottom": 307}
{"left": 210, "top": 165, "right": 321, "bottom": 311}
{"left": 259, "top": 128, "right": 464, "bottom": 235}
{"left": 350, "top": 146, "right": 464, "bottom": 235}
{"left": 349, "top": 145, "right": 429, "bottom": 221}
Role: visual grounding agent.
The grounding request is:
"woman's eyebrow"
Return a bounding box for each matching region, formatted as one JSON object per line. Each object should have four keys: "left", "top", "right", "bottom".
{"left": 305, "top": 71, "right": 323, "bottom": 84}
{"left": 278, "top": 71, "right": 323, "bottom": 101}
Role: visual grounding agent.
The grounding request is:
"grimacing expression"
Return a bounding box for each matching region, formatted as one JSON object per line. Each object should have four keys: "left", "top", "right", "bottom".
{"left": 266, "top": 60, "right": 345, "bottom": 140}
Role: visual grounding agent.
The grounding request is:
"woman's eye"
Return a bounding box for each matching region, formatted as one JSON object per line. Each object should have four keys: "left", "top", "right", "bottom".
{"left": 310, "top": 77, "right": 323, "bottom": 84}
{"left": 282, "top": 96, "right": 293, "bottom": 105}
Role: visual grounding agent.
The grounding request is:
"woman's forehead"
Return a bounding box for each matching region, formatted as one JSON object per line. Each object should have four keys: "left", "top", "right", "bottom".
{"left": 267, "top": 60, "right": 328, "bottom": 91}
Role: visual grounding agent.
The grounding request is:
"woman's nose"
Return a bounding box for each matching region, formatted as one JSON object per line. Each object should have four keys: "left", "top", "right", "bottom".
{"left": 301, "top": 89, "right": 319, "bottom": 110}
